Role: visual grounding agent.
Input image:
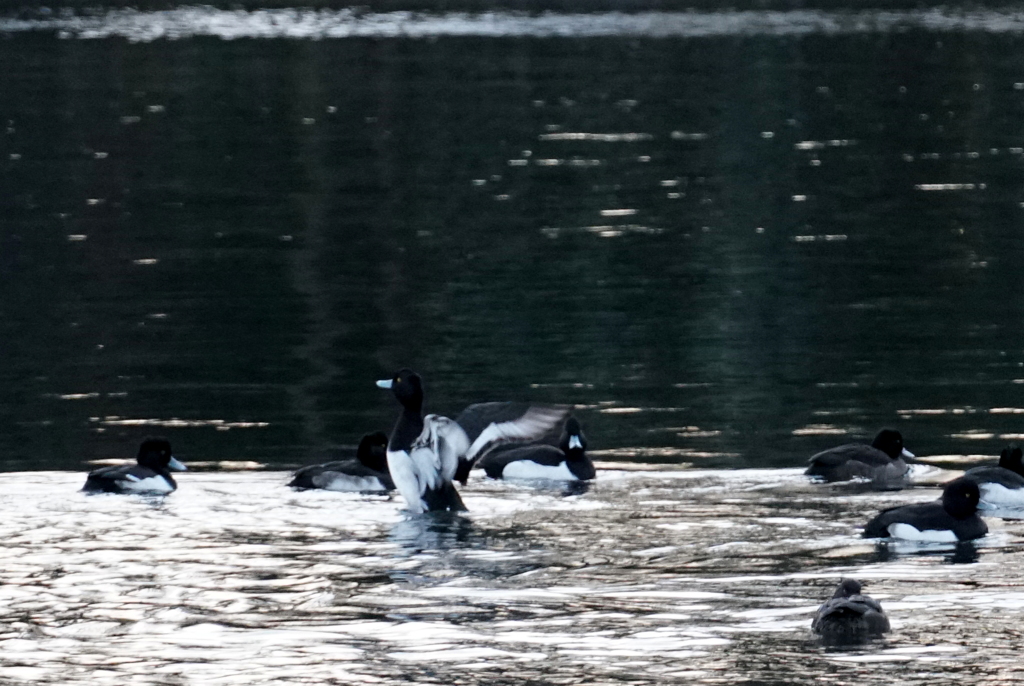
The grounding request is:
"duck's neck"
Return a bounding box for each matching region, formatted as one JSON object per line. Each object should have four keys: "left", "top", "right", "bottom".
{"left": 390, "top": 404, "right": 424, "bottom": 451}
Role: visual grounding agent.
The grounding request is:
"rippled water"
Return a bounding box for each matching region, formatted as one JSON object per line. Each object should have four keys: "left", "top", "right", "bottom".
{"left": 11, "top": 8, "right": 1024, "bottom": 41}
{"left": 4, "top": 466, "right": 1024, "bottom": 684}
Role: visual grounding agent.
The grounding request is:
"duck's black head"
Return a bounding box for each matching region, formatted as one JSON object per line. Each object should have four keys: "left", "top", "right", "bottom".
{"left": 832, "top": 578, "right": 863, "bottom": 599}
{"left": 376, "top": 368, "right": 424, "bottom": 412}
{"left": 136, "top": 436, "right": 186, "bottom": 472}
{"left": 871, "top": 429, "right": 912, "bottom": 461}
{"left": 998, "top": 444, "right": 1024, "bottom": 476}
{"left": 559, "top": 416, "right": 587, "bottom": 456}
{"left": 942, "top": 476, "right": 981, "bottom": 519}
{"left": 357, "top": 431, "right": 390, "bottom": 472}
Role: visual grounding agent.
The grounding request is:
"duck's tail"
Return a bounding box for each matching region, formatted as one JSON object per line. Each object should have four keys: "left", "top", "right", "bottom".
{"left": 422, "top": 481, "right": 468, "bottom": 512}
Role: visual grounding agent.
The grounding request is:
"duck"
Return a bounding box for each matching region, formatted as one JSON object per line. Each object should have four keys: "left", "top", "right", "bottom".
{"left": 288, "top": 432, "right": 393, "bottom": 492}
{"left": 376, "top": 369, "right": 567, "bottom": 513}
{"left": 862, "top": 476, "right": 987, "bottom": 542}
{"left": 965, "top": 444, "right": 1024, "bottom": 509}
{"left": 452, "top": 400, "right": 570, "bottom": 483}
{"left": 476, "top": 417, "right": 594, "bottom": 481}
{"left": 811, "top": 579, "right": 890, "bottom": 639}
{"left": 82, "top": 437, "right": 186, "bottom": 494}
{"left": 805, "top": 429, "right": 915, "bottom": 484}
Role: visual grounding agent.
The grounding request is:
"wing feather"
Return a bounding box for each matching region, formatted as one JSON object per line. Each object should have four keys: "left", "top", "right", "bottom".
{"left": 466, "top": 405, "right": 569, "bottom": 461}
{"left": 421, "top": 415, "right": 470, "bottom": 481}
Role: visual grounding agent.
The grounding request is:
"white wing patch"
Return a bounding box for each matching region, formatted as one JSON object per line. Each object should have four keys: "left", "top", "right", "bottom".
{"left": 467, "top": 405, "right": 568, "bottom": 461}
{"left": 116, "top": 475, "right": 175, "bottom": 494}
{"left": 887, "top": 523, "right": 959, "bottom": 543}
{"left": 502, "top": 460, "right": 577, "bottom": 481}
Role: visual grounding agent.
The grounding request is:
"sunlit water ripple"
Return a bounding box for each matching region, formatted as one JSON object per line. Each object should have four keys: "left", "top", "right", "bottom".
{"left": 3, "top": 468, "right": 1024, "bottom": 684}
{"left": 9, "top": 8, "right": 1024, "bottom": 41}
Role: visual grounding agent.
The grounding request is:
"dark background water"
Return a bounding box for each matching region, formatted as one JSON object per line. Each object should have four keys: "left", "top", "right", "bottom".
{"left": 4, "top": 7, "right": 1024, "bottom": 471}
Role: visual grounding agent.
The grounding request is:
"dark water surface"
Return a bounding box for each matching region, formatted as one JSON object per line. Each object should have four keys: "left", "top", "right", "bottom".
{"left": 4, "top": 10, "right": 1024, "bottom": 683}
{"left": 4, "top": 8, "right": 1024, "bottom": 471}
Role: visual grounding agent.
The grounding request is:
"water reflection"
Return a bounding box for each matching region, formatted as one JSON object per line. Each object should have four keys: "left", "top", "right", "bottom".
{"left": 388, "top": 513, "right": 475, "bottom": 553}
{"left": 871, "top": 540, "right": 981, "bottom": 565}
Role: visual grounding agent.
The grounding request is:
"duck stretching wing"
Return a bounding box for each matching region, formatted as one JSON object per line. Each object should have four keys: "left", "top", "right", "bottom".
{"left": 454, "top": 402, "right": 569, "bottom": 483}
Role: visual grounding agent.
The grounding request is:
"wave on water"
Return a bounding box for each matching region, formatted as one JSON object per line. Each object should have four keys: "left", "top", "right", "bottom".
{"left": 6, "top": 7, "right": 1024, "bottom": 41}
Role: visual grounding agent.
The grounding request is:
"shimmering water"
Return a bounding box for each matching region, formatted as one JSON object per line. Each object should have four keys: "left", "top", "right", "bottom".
{"left": 4, "top": 467, "right": 1024, "bottom": 685}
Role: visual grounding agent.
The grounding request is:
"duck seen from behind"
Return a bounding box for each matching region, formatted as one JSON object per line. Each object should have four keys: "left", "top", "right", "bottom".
{"left": 82, "top": 437, "right": 187, "bottom": 495}
{"left": 289, "top": 432, "right": 393, "bottom": 492}
{"left": 477, "top": 416, "right": 594, "bottom": 481}
{"left": 811, "top": 579, "right": 890, "bottom": 640}
{"left": 863, "top": 476, "right": 987, "bottom": 542}
{"left": 965, "top": 444, "right": 1024, "bottom": 510}
{"left": 376, "top": 369, "right": 567, "bottom": 513}
{"left": 805, "top": 428, "right": 914, "bottom": 484}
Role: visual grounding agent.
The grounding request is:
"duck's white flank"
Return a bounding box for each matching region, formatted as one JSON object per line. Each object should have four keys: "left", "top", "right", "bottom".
{"left": 979, "top": 482, "right": 1024, "bottom": 509}
{"left": 118, "top": 474, "right": 175, "bottom": 494}
{"left": 886, "top": 523, "right": 958, "bottom": 542}
{"left": 316, "top": 474, "right": 388, "bottom": 492}
{"left": 502, "top": 460, "right": 577, "bottom": 481}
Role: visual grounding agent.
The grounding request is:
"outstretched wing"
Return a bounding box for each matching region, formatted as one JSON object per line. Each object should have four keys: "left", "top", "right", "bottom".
{"left": 451, "top": 402, "right": 569, "bottom": 483}
{"left": 465, "top": 404, "right": 569, "bottom": 462}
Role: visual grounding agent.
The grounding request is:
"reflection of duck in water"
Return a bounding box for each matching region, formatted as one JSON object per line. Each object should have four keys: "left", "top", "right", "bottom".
{"left": 965, "top": 444, "right": 1024, "bottom": 510}
{"left": 288, "top": 432, "right": 393, "bottom": 492}
{"left": 812, "top": 579, "right": 889, "bottom": 640}
{"left": 82, "top": 437, "right": 187, "bottom": 495}
{"left": 377, "top": 369, "right": 566, "bottom": 513}
{"left": 388, "top": 512, "right": 474, "bottom": 554}
{"left": 476, "top": 417, "right": 594, "bottom": 482}
{"left": 805, "top": 429, "right": 914, "bottom": 485}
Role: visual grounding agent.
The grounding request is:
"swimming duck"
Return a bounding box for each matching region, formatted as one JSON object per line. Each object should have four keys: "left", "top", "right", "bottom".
{"left": 82, "top": 437, "right": 187, "bottom": 494}
{"left": 965, "top": 445, "right": 1024, "bottom": 509}
{"left": 811, "top": 579, "right": 890, "bottom": 639}
{"left": 863, "top": 476, "right": 987, "bottom": 542}
{"left": 453, "top": 400, "right": 571, "bottom": 483}
{"left": 289, "top": 432, "right": 393, "bottom": 492}
{"left": 376, "top": 369, "right": 567, "bottom": 513}
{"left": 805, "top": 429, "right": 914, "bottom": 484}
{"left": 477, "top": 416, "right": 594, "bottom": 481}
